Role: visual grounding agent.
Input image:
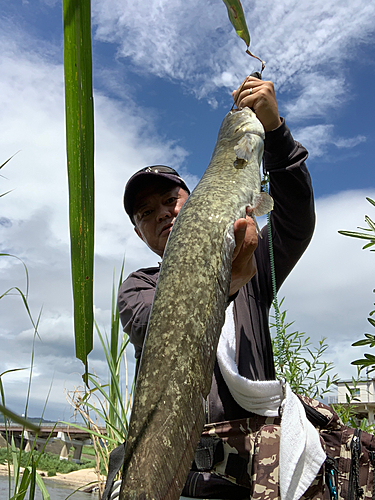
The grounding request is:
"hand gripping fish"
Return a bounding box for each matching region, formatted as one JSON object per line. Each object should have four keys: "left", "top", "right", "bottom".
{"left": 120, "top": 107, "right": 273, "bottom": 500}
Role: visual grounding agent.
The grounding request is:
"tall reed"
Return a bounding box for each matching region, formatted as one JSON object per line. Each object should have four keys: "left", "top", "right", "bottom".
{"left": 65, "top": 264, "right": 133, "bottom": 496}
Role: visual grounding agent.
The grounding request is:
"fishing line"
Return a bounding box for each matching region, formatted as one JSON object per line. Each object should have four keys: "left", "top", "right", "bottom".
{"left": 262, "top": 173, "right": 285, "bottom": 371}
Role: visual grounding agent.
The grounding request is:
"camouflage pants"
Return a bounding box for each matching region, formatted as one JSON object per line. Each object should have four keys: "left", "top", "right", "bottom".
{"left": 103, "top": 397, "right": 375, "bottom": 500}
{"left": 199, "top": 416, "right": 325, "bottom": 500}
{"left": 186, "top": 396, "right": 375, "bottom": 499}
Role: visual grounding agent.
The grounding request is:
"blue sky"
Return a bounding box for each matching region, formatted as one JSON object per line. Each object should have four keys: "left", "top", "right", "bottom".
{"left": 1, "top": 0, "right": 375, "bottom": 421}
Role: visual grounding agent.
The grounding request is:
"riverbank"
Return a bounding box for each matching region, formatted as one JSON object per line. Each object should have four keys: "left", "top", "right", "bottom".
{"left": 0, "top": 464, "right": 105, "bottom": 491}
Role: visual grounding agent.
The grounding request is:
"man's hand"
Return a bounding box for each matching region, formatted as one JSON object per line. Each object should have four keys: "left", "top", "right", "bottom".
{"left": 232, "top": 76, "right": 282, "bottom": 132}
{"left": 229, "top": 216, "right": 258, "bottom": 297}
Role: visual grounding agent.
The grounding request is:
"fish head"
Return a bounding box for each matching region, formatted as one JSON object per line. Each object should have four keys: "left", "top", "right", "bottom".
{"left": 217, "top": 108, "right": 265, "bottom": 143}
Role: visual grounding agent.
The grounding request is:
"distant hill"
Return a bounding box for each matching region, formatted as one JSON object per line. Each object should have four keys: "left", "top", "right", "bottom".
{"left": 0, "top": 414, "right": 56, "bottom": 424}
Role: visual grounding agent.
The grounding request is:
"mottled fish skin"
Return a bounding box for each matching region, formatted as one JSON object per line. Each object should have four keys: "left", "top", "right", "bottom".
{"left": 120, "top": 108, "right": 274, "bottom": 500}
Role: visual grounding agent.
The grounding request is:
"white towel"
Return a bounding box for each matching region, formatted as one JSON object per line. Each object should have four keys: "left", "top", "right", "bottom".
{"left": 216, "top": 302, "right": 326, "bottom": 500}
{"left": 279, "top": 383, "right": 326, "bottom": 500}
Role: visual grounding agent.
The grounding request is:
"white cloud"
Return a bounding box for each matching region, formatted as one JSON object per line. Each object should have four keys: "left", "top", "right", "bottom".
{"left": 293, "top": 125, "right": 367, "bottom": 159}
{"left": 92, "top": 0, "right": 375, "bottom": 93}
{"left": 91, "top": 0, "right": 375, "bottom": 155}
{"left": 41, "top": 0, "right": 59, "bottom": 6}
{"left": 293, "top": 125, "right": 334, "bottom": 157}
{"left": 283, "top": 74, "right": 347, "bottom": 123}
{"left": 333, "top": 135, "right": 367, "bottom": 149}
{"left": 279, "top": 189, "right": 375, "bottom": 381}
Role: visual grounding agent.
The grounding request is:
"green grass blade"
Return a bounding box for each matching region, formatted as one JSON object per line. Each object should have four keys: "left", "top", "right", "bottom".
{"left": 34, "top": 470, "right": 51, "bottom": 500}
{"left": 0, "top": 404, "right": 40, "bottom": 432}
{"left": 0, "top": 152, "right": 19, "bottom": 171}
{"left": 111, "top": 268, "right": 120, "bottom": 366}
{"left": 0, "top": 190, "right": 14, "bottom": 198}
{"left": 221, "top": 0, "right": 265, "bottom": 71}
{"left": 60, "top": 421, "right": 119, "bottom": 444}
{"left": 29, "top": 460, "right": 36, "bottom": 500}
{"left": 11, "top": 436, "right": 20, "bottom": 491}
{"left": 13, "top": 466, "right": 31, "bottom": 500}
{"left": 110, "top": 262, "right": 125, "bottom": 424}
{"left": 0, "top": 254, "right": 30, "bottom": 297}
{"left": 109, "top": 270, "right": 119, "bottom": 424}
{"left": 87, "top": 374, "right": 126, "bottom": 431}
{"left": 94, "top": 322, "right": 128, "bottom": 428}
{"left": 338, "top": 230, "right": 375, "bottom": 241}
{"left": 63, "top": 0, "right": 95, "bottom": 378}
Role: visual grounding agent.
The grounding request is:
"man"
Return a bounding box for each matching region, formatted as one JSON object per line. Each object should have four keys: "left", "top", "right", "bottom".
{"left": 117, "top": 76, "right": 315, "bottom": 498}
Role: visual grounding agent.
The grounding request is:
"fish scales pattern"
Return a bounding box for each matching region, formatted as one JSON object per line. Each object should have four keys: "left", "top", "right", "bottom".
{"left": 120, "top": 108, "right": 273, "bottom": 500}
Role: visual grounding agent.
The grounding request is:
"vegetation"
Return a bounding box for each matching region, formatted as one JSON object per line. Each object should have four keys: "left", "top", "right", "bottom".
{"left": 1, "top": 150, "right": 127, "bottom": 496}
{"left": 221, "top": 0, "right": 265, "bottom": 72}
{"left": 270, "top": 299, "right": 375, "bottom": 432}
{"left": 82, "top": 444, "right": 96, "bottom": 457}
{"left": 63, "top": 0, "right": 95, "bottom": 381}
{"left": 0, "top": 448, "right": 95, "bottom": 476}
{"left": 330, "top": 370, "right": 375, "bottom": 433}
{"left": 271, "top": 197, "right": 375, "bottom": 430}
{"left": 64, "top": 265, "right": 132, "bottom": 495}
{"left": 271, "top": 298, "right": 339, "bottom": 400}
{"left": 338, "top": 197, "right": 375, "bottom": 373}
{"left": 1, "top": 157, "right": 51, "bottom": 499}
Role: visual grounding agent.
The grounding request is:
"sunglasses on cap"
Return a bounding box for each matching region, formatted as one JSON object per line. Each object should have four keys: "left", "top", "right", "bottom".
{"left": 140, "top": 166, "right": 180, "bottom": 176}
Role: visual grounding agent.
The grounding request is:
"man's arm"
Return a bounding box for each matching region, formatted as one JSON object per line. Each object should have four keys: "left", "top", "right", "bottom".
{"left": 257, "top": 120, "right": 315, "bottom": 303}
{"left": 117, "top": 268, "right": 158, "bottom": 360}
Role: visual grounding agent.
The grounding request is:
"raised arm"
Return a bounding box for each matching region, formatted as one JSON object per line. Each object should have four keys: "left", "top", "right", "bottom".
{"left": 258, "top": 121, "right": 315, "bottom": 300}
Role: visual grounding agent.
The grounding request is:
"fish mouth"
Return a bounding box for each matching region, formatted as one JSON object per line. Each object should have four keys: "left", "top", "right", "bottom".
{"left": 227, "top": 109, "right": 265, "bottom": 139}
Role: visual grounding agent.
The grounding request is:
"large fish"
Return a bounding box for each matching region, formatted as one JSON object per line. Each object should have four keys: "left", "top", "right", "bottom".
{"left": 120, "top": 107, "right": 273, "bottom": 500}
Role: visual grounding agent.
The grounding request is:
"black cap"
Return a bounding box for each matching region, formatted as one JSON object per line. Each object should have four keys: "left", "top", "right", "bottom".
{"left": 124, "top": 165, "right": 190, "bottom": 225}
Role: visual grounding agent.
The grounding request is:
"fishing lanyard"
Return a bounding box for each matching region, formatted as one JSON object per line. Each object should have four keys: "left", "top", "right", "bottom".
{"left": 262, "top": 173, "right": 285, "bottom": 371}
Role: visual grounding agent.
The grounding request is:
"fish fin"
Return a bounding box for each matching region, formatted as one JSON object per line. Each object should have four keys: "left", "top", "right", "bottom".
{"left": 254, "top": 219, "right": 262, "bottom": 236}
{"left": 234, "top": 133, "right": 253, "bottom": 162}
{"left": 252, "top": 192, "right": 274, "bottom": 217}
{"left": 245, "top": 206, "right": 263, "bottom": 238}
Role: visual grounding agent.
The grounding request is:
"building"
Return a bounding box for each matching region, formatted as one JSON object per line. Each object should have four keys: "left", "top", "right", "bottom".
{"left": 328, "top": 378, "right": 375, "bottom": 425}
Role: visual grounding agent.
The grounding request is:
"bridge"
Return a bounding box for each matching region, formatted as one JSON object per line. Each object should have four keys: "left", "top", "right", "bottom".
{"left": 0, "top": 423, "right": 107, "bottom": 463}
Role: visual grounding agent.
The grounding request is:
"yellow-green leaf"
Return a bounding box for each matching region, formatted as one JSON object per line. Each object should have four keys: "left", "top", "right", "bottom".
{"left": 63, "top": 0, "right": 94, "bottom": 377}
{"left": 221, "top": 0, "right": 265, "bottom": 72}
{"left": 222, "top": 0, "right": 250, "bottom": 47}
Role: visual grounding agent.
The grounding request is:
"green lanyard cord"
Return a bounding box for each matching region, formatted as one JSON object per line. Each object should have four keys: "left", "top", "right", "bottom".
{"left": 263, "top": 173, "right": 284, "bottom": 371}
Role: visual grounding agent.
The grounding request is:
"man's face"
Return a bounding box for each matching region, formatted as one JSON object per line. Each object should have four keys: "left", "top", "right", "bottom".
{"left": 133, "top": 182, "right": 189, "bottom": 257}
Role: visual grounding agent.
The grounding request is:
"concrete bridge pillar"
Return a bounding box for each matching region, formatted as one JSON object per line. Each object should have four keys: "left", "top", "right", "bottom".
{"left": 57, "top": 431, "right": 91, "bottom": 463}
{"left": 24, "top": 431, "right": 33, "bottom": 452}
{"left": 23, "top": 430, "right": 49, "bottom": 452}
{"left": 59, "top": 440, "right": 70, "bottom": 460}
